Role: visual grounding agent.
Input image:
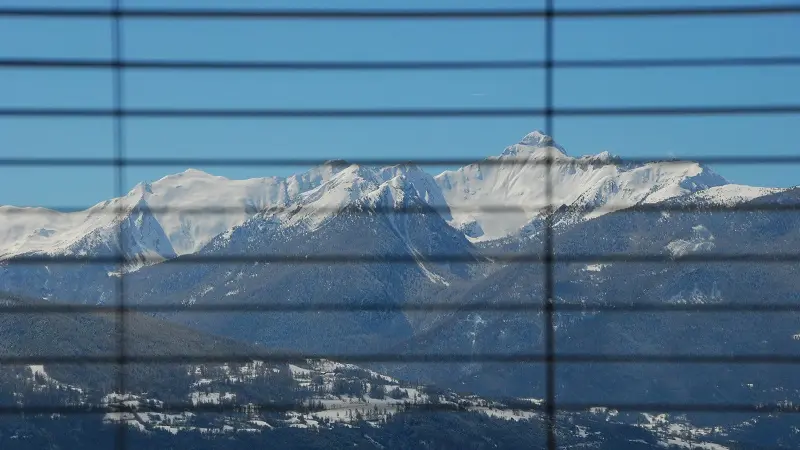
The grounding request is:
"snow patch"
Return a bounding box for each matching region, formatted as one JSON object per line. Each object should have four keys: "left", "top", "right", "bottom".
{"left": 688, "top": 184, "right": 785, "bottom": 205}
{"left": 584, "top": 263, "right": 609, "bottom": 273}
{"left": 666, "top": 225, "right": 715, "bottom": 257}
{"left": 289, "top": 364, "right": 312, "bottom": 377}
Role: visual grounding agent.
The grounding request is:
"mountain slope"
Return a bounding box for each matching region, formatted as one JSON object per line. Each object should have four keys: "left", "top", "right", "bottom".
{"left": 0, "top": 192, "right": 178, "bottom": 302}
{"left": 122, "top": 164, "right": 479, "bottom": 352}
{"left": 136, "top": 165, "right": 347, "bottom": 254}
{"left": 0, "top": 294, "right": 707, "bottom": 450}
{"left": 379, "top": 188, "right": 800, "bottom": 409}
{"left": 0, "top": 291, "right": 261, "bottom": 398}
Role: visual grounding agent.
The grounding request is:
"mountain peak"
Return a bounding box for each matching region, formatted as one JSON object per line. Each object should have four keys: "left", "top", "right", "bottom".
{"left": 577, "top": 150, "right": 618, "bottom": 164}
{"left": 595, "top": 150, "right": 613, "bottom": 160}
{"left": 519, "top": 130, "right": 553, "bottom": 146}
{"left": 146, "top": 168, "right": 225, "bottom": 192}
{"left": 181, "top": 168, "right": 213, "bottom": 176}
{"left": 502, "top": 130, "right": 567, "bottom": 157}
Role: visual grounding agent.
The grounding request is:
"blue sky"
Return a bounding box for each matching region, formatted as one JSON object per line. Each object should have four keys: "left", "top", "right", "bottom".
{"left": 0, "top": 0, "right": 798, "bottom": 207}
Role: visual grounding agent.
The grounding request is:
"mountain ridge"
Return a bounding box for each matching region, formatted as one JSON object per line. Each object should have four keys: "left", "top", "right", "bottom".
{"left": 0, "top": 130, "right": 767, "bottom": 265}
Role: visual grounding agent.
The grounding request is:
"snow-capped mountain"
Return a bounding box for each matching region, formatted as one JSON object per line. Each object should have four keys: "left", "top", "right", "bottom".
{"left": 206, "top": 163, "right": 449, "bottom": 240}
{"left": 0, "top": 164, "right": 347, "bottom": 263}
{"left": 0, "top": 190, "right": 176, "bottom": 273}
{"left": 0, "top": 128, "right": 785, "bottom": 309}
{"left": 0, "top": 131, "right": 773, "bottom": 264}
{"left": 0, "top": 130, "right": 746, "bottom": 265}
{"left": 122, "top": 162, "right": 477, "bottom": 353}
{"left": 434, "top": 131, "right": 729, "bottom": 241}
{"left": 140, "top": 165, "right": 347, "bottom": 254}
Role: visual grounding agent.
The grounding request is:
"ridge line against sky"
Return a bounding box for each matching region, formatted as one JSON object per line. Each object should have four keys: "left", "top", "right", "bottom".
{"left": 1, "top": 125, "right": 798, "bottom": 209}
{"left": 0, "top": 0, "right": 797, "bottom": 206}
